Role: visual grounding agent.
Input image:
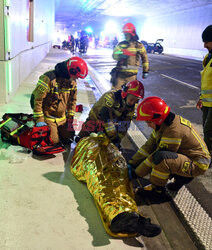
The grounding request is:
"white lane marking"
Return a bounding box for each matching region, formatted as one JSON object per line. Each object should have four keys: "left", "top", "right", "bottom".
{"left": 151, "top": 58, "right": 172, "bottom": 65}
{"left": 161, "top": 74, "right": 200, "bottom": 90}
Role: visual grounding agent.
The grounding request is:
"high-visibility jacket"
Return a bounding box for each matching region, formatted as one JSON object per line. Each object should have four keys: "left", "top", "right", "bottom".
{"left": 89, "top": 90, "right": 135, "bottom": 140}
{"left": 129, "top": 115, "right": 210, "bottom": 172}
{"left": 32, "top": 68, "right": 77, "bottom": 124}
{"left": 112, "top": 40, "right": 149, "bottom": 75}
{"left": 200, "top": 53, "right": 212, "bottom": 107}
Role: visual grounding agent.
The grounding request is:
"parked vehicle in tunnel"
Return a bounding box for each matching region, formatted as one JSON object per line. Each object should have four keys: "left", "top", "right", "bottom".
{"left": 141, "top": 39, "right": 164, "bottom": 54}
{"left": 140, "top": 40, "right": 148, "bottom": 51}
{"left": 53, "top": 44, "right": 61, "bottom": 49}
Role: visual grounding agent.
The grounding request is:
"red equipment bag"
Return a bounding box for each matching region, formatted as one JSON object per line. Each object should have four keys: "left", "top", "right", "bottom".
{"left": 0, "top": 113, "right": 64, "bottom": 155}
{"left": 18, "top": 125, "right": 53, "bottom": 149}
{"left": 75, "top": 104, "right": 83, "bottom": 112}
{"left": 33, "top": 144, "right": 65, "bottom": 155}
{"left": 18, "top": 125, "right": 64, "bottom": 155}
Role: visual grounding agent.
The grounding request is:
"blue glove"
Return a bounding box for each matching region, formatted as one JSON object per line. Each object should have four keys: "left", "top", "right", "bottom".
{"left": 142, "top": 72, "right": 149, "bottom": 79}
{"left": 36, "top": 122, "right": 47, "bottom": 127}
{"left": 127, "top": 164, "right": 137, "bottom": 180}
{"left": 128, "top": 164, "right": 133, "bottom": 180}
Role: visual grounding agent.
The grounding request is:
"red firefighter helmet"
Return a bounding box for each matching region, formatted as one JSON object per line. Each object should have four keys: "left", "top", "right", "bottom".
{"left": 136, "top": 96, "right": 170, "bottom": 125}
{"left": 121, "top": 80, "right": 144, "bottom": 99}
{"left": 67, "top": 57, "right": 88, "bottom": 79}
{"left": 122, "top": 23, "right": 136, "bottom": 36}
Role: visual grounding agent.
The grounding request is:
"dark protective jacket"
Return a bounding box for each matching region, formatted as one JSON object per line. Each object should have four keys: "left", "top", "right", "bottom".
{"left": 31, "top": 61, "right": 77, "bottom": 124}
{"left": 89, "top": 90, "right": 135, "bottom": 140}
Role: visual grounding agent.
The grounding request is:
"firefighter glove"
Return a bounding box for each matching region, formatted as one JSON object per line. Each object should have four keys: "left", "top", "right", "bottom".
{"left": 142, "top": 72, "right": 149, "bottom": 79}
{"left": 127, "top": 164, "right": 138, "bottom": 180}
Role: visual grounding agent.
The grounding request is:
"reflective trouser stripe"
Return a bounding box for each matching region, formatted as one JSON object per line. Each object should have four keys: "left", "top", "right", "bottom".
{"left": 151, "top": 169, "right": 169, "bottom": 180}
{"left": 0, "top": 118, "right": 12, "bottom": 128}
{"left": 45, "top": 115, "right": 66, "bottom": 123}
{"left": 138, "top": 147, "right": 149, "bottom": 157}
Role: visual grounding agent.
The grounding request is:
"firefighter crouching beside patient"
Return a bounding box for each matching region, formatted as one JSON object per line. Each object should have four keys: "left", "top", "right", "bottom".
{"left": 30, "top": 57, "right": 88, "bottom": 145}
{"left": 128, "top": 96, "right": 211, "bottom": 195}
{"left": 75, "top": 80, "right": 144, "bottom": 146}
{"left": 111, "top": 23, "right": 149, "bottom": 90}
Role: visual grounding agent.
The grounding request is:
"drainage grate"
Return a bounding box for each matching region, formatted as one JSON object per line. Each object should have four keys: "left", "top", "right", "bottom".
{"left": 173, "top": 187, "right": 212, "bottom": 250}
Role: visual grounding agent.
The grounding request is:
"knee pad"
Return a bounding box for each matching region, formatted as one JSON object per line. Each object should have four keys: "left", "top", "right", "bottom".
{"left": 153, "top": 150, "right": 178, "bottom": 165}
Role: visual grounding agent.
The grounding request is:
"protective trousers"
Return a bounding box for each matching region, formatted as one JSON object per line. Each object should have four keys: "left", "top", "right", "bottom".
{"left": 202, "top": 106, "right": 212, "bottom": 155}
{"left": 45, "top": 119, "right": 74, "bottom": 144}
{"left": 112, "top": 74, "right": 137, "bottom": 90}
{"left": 135, "top": 151, "right": 207, "bottom": 187}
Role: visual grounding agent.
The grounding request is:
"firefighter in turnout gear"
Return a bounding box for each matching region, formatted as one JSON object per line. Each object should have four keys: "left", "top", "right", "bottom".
{"left": 30, "top": 57, "right": 88, "bottom": 145}
{"left": 111, "top": 23, "right": 149, "bottom": 90}
{"left": 128, "top": 96, "right": 211, "bottom": 194}
{"left": 76, "top": 80, "right": 144, "bottom": 146}
{"left": 196, "top": 25, "right": 212, "bottom": 161}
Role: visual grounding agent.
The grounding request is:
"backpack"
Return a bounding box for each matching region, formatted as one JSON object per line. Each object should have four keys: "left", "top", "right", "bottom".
{"left": 0, "top": 113, "right": 64, "bottom": 155}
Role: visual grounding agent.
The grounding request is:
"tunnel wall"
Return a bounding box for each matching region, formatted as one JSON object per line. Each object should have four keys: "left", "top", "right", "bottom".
{"left": 140, "top": 5, "right": 212, "bottom": 60}
{"left": 0, "top": 0, "right": 55, "bottom": 104}
{"left": 0, "top": 1, "right": 6, "bottom": 103}
{"left": 0, "top": 1, "right": 4, "bottom": 60}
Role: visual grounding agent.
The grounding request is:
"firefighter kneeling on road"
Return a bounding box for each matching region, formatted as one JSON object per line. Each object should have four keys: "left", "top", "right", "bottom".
{"left": 75, "top": 80, "right": 144, "bottom": 147}
{"left": 128, "top": 96, "right": 211, "bottom": 196}
{"left": 111, "top": 23, "right": 149, "bottom": 90}
{"left": 30, "top": 57, "right": 88, "bottom": 145}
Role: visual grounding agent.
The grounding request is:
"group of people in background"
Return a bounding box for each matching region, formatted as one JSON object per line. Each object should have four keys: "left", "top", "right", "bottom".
{"left": 33, "top": 23, "right": 212, "bottom": 198}
{"left": 62, "top": 32, "right": 89, "bottom": 54}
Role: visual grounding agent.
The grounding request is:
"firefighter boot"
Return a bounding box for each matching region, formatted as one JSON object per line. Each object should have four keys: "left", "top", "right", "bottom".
{"left": 136, "top": 184, "right": 172, "bottom": 202}
{"left": 166, "top": 175, "right": 194, "bottom": 192}
{"left": 110, "top": 212, "right": 161, "bottom": 237}
{"left": 137, "top": 183, "right": 166, "bottom": 197}
{"left": 74, "top": 135, "right": 81, "bottom": 144}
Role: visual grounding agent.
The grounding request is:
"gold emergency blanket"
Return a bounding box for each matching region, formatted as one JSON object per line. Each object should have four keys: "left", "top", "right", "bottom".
{"left": 70, "top": 134, "right": 138, "bottom": 230}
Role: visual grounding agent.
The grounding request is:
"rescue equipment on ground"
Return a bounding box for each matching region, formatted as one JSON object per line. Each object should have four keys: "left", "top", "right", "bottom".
{"left": 0, "top": 113, "right": 64, "bottom": 155}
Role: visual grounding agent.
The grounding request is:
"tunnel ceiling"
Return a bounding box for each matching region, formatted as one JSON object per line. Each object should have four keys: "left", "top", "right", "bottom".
{"left": 55, "top": 0, "right": 211, "bottom": 30}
